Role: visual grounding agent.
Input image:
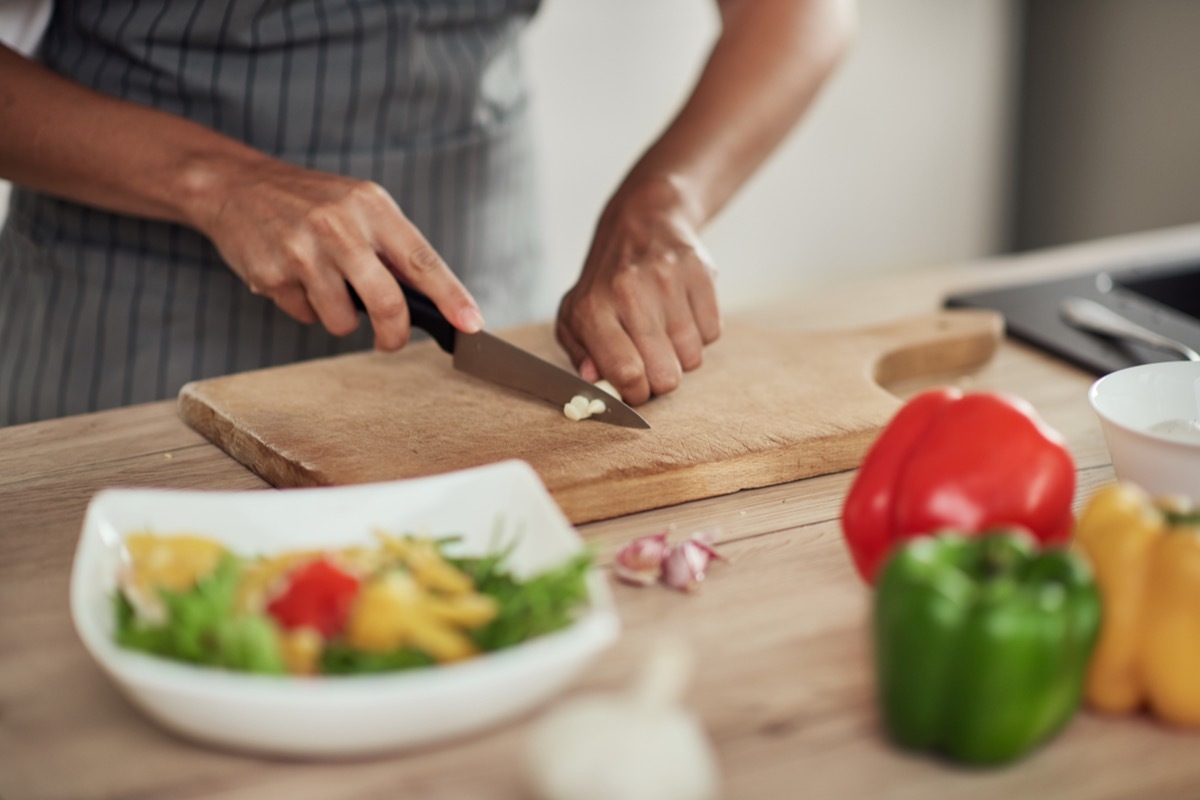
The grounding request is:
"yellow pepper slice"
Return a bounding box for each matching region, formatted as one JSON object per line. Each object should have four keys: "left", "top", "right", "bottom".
{"left": 344, "top": 572, "right": 491, "bottom": 663}
{"left": 120, "top": 532, "right": 227, "bottom": 622}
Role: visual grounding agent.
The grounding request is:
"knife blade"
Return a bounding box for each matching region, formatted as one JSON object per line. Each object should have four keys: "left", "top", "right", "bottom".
{"left": 349, "top": 283, "right": 651, "bottom": 429}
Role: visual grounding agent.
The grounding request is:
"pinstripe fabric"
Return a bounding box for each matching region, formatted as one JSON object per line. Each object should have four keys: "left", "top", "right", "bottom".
{"left": 0, "top": 0, "right": 544, "bottom": 426}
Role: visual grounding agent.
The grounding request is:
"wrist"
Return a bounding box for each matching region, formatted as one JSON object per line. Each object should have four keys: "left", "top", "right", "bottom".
{"left": 172, "top": 147, "right": 268, "bottom": 236}
{"left": 604, "top": 171, "right": 708, "bottom": 231}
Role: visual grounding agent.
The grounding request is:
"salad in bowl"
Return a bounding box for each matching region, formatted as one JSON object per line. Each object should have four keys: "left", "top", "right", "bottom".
{"left": 70, "top": 460, "right": 619, "bottom": 758}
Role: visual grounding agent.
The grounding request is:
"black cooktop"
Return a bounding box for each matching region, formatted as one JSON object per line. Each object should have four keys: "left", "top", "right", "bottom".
{"left": 944, "top": 257, "right": 1200, "bottom": 376}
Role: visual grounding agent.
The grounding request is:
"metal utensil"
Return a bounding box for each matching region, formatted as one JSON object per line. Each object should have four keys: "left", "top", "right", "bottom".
{"left": 350, "top": 283, "right": 651, "bottom": 428}
{"left": 1059, "top": 296, "right": 1200, "bottom": 362}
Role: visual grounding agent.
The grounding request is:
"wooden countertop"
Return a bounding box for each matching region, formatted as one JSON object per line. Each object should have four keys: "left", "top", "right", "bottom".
{"left": 5, "top": 225, "right": 1200, "bottom": 800}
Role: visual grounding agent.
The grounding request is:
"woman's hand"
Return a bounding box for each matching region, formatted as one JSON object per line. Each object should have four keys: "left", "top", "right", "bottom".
{"left": 199, "top": 156, "right": 484, "bottom": 351}
{"left": 555, "top": 176, "right": 722, "bottom": 406}
{"left": 0, "top": 44, "right": 484, "bottom": 351}
{"left": 555, "top": 0, "right": 854, "bottom": 406}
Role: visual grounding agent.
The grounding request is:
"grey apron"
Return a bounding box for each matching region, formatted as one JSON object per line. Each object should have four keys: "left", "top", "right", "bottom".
{"left": 0, "top": 0, "right": 544, "bottom": 426}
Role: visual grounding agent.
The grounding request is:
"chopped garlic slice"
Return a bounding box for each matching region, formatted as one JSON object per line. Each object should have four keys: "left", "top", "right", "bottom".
{"left": 563, "top": 380, "right": 624, "bottom": 422}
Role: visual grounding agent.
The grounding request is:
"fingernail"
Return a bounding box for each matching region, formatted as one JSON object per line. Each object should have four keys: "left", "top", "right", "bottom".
{"left": 462, "top": 307, "right": 485, "bottom": 333}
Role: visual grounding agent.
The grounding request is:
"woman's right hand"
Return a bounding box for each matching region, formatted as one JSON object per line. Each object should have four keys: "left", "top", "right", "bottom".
{"left": 0, "top": 44, "right": 482, "bottom": 350}
{"left": 195, "top": 155, "right": 484, "bottom": 350}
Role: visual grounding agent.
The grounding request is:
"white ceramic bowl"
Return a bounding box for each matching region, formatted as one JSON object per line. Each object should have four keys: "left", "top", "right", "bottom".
{"left": 70, "top": 460, "right": 620, "bottom": 759}
{"left": 1089, "top": 361, "right": 1200, "bottom": 500}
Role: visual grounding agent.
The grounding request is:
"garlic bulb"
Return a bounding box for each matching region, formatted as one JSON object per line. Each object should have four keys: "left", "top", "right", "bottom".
{"left": 526, "top": 642, "right": 720, "bottom": 800}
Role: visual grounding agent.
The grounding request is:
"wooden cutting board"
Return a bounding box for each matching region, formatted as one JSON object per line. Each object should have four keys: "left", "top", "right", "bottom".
{"left": 179, "top": 309, "right": 1003, "bottom": 524}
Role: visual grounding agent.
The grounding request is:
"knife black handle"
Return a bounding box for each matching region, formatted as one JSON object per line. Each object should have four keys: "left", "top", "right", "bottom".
{"left": 347, "top": 281, "right": 457, "bottom": 354}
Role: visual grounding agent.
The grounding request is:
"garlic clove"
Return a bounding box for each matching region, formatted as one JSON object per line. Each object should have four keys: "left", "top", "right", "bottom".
{"left": 587, "top": 398, "right": 607, "bottom": 416}
{"left": 660, "top": 539, "right": 725, "bottom": 593}
{"left": 594, "top": 379, "right": 621, "bottom": 400}
{"left": 526, "top": 642, "right": 720, "bottom": 800}
{"left": 661, "top": 543, "right": 704, "bottom": 592}
{"left": 686, "top": 532, "right": 728, "bottom": 564}
{"left": 563, "top": 401, "right": 585, "bottom": 421}
{"left": 613, "top": 530, "right": 670, "bottom": 586}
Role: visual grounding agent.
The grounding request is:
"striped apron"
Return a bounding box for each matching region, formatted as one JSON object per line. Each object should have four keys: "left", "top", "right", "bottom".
{"left": 0, "top": 0, "right": 544, "bottom": 426}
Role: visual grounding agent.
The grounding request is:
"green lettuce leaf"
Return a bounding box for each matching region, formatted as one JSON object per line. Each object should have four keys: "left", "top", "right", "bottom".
{"left": 114, "top": 553, "right": 285, "bottom": 675}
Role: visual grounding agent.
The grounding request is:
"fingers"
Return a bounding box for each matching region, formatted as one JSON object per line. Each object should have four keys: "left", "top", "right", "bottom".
{"left": 323, "top": 182, "right": 483, "bottom": 349}
{"left": 557, "top": 248, "right": 721, "bottom": 406}
{"left": 270, "top": 284, "right": 319, "bottom": 326}
{"left": 560, "top": 296, "right": 652, "bottom": 405}
{"left": 685, "top": 246, "right": 723, "bottom": 346}
{"left": 373, "top": 201, "right": 484, "bottom": 335}
{"left": 214, "top": 168, "right": 482, "bottom": 352}
{"left": 339, "top": 244, "right": 410, "bottom": 350}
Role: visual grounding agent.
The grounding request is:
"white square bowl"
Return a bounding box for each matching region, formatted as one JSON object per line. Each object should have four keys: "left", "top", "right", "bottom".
{"left": 69, "top": 460, "right": 620, "bottom": 758}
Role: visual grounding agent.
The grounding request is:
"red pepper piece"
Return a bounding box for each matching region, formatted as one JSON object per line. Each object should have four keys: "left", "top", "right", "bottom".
{"left": 266, "top": 557, "right": 361, "bottom": 638}
{"left": 841, "top": 387, "right": 1076, "bottom": 583}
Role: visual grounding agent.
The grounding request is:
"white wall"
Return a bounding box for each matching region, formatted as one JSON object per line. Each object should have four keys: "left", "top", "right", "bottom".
{"left": 525, "top": 0, "right": 1019, "bottom": 316}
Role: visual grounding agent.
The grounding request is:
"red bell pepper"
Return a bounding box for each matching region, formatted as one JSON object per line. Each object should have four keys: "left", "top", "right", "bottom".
{"left": 266, "top": 557, "right": 361, "bottom": 638}
{"left": 841, "top": 387, "right": 1076, "bottom": 583}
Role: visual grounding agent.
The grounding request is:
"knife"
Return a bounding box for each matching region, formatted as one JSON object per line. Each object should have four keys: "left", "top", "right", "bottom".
{"left": 349, "top": 283, "right": 651, "bottom": 429}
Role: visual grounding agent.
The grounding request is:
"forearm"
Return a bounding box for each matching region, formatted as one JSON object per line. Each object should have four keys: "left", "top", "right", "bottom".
{"left": 0, "top": 43, "right": 265, "bottom": 233}
{"left": 0, "top": 43, "right": 483, "bottom": 348}
{"left": 612, "top": 0, "right": 856, "bottom": 227}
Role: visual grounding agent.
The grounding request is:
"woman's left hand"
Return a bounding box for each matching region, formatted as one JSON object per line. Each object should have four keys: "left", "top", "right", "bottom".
{"left": 555, "top": 178, "right": 722, "bottom": 406}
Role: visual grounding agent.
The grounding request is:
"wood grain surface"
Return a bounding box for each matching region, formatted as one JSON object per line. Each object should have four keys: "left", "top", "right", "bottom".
{"left": 179, "top": 310, "right": 1003, "bottom": 523}
{"left": 9, "top": 224, "right": 1200, "bottom": 800}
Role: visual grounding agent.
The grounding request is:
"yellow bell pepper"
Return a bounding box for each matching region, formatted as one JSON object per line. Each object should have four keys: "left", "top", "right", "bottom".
{"left": 1074, "top": 482, "right": 1200, "bottom": 726}
{"left": 344, "top": 572, "right": 496, "bottom": 662}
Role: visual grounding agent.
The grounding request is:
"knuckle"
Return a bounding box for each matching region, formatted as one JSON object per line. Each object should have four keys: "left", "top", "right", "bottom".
{"left": 304, "top": 203, "right": 332, "bottom": 228}
{"left": 609, "top": 359, "right": 645, "bottom": 390}
{"left": 677, "top": 344, "right": 703, "bottom": 372}
{"left": 254, "top": 268, "right": 291, "bottom": 296}
{"left": 647, "top": 354, "right": 683, "bottom": 393}
{"left": 651, "top": 259, "right": 678, "bottom": 288}
{"left": 278, "top": 236, "right": 316, "bottom": 277}
{"left": 351, "top": 180, "right": 391, "bottom": 208}
{"left": 621, "top": 383, "right": 651, "bottom": 406}
{"left": 650, "top": 369, "right": 681, "bottom": 395}
{"left": 610, "top": 270, "right": 642, "bottom": 305}
{"left": 371, "top": 291, "right": 408, "bottom": 320}
{"left": 287, "top": 255, "right": 319, "bottom": 284}
{"left": 567, "top": 294, "right": 602, "bottom": 327}
{"left": 655, "top": 246, "right": 683, "bottom": 269}
{"left": 408, "top": 244, "right": 444, "bottom": 275}
{"left": 304, "top": 204, "right": 345, "bottom": 240}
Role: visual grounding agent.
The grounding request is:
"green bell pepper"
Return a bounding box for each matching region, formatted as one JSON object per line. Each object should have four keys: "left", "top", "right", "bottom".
{"left": 873, "top": 528, "right": 1101, "bottom": 765}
